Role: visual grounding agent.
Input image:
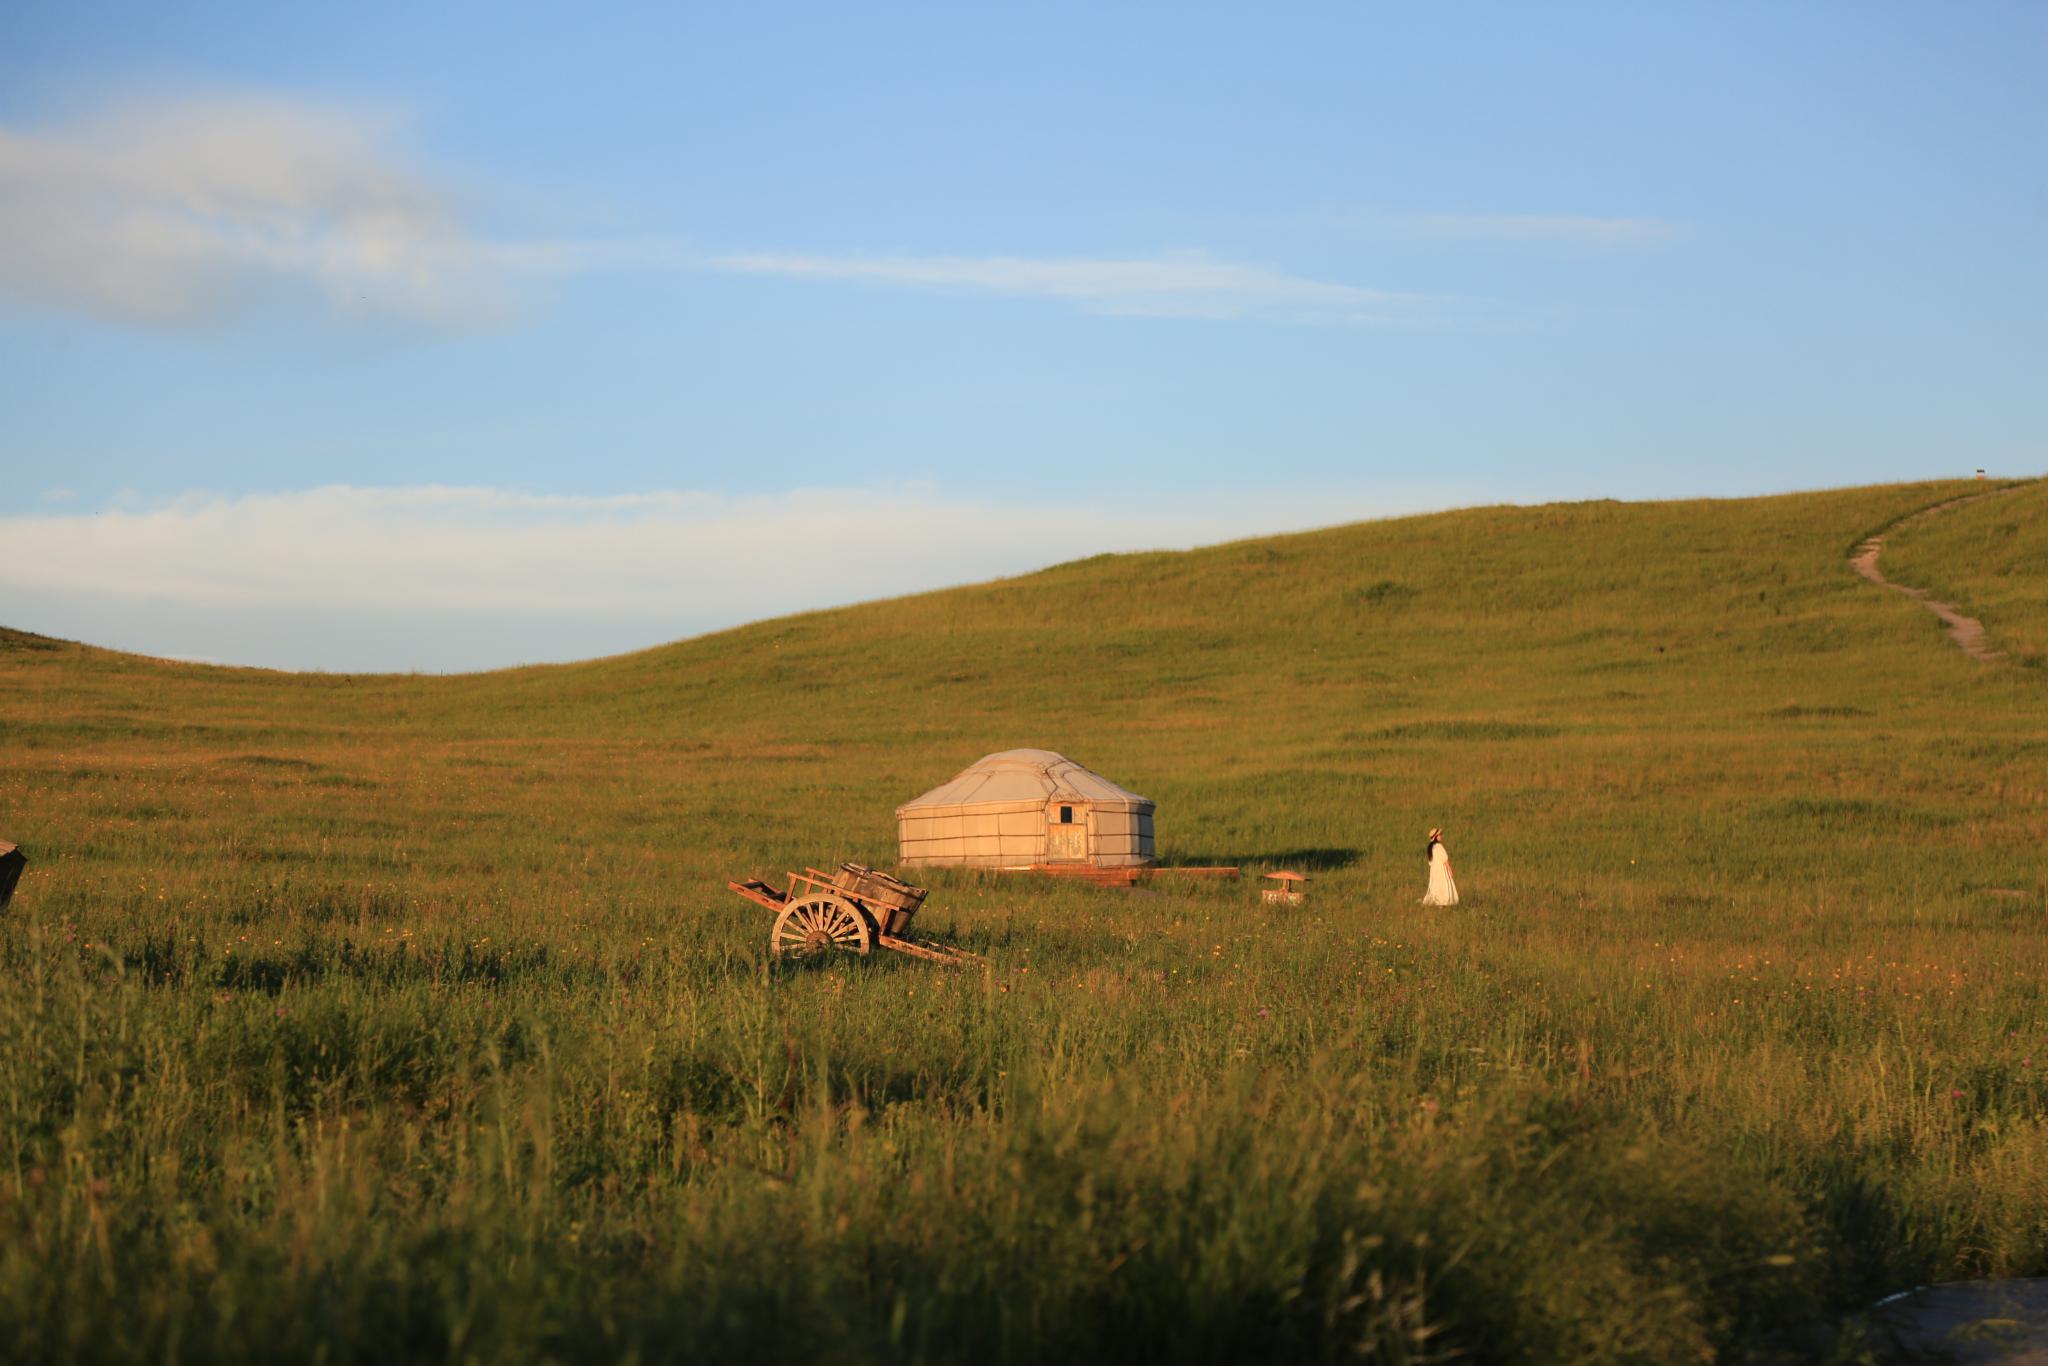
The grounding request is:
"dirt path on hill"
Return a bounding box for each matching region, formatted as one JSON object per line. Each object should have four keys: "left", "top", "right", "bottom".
{"left": 1850, "top": 488, "right": 2018, "bottom": 663}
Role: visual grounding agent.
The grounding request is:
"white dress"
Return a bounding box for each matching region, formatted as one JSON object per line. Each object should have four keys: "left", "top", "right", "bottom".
{"left": 1422, "top": 840, "right": 1458, "bottom": 906}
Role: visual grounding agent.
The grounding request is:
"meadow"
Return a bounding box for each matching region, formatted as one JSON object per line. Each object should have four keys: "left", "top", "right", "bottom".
{"left": 1, "top": 477, "right": 2043, "bottom": 1363}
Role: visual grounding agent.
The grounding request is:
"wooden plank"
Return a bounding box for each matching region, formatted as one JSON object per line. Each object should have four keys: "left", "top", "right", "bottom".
{"left": 1016, "top": 863, "right": 1240, "bottom": 890}
{"left": 726, "top": 879, "right": 789, "bottom": 911}
{"left": 876, "top": 935, "right": 984, "bottom": 967}
{"left": 1027, "top": 864, "right": 1141, "bottom": 886}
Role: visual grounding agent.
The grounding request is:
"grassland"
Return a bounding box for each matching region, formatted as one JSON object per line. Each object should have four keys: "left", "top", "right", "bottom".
{"left": 1, "top": 478, "right": 2044, "bottom": 1363}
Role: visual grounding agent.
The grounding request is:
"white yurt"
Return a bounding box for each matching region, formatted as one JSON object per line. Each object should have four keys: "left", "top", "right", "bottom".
{"left": 896, "top": 749, "right": 1155, "bottom": 869}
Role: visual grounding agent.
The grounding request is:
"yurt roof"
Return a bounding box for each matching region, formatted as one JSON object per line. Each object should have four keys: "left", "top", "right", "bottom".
{"left": 896, "top": 749, "right": 1154, "bottom": 814}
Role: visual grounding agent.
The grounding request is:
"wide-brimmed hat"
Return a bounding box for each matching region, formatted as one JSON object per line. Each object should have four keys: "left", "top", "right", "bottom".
{"left": 1427, "top": 827, "right": 1443, "bottom": 841}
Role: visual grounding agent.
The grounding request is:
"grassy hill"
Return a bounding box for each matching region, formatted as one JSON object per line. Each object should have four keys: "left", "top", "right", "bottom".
{"left": 1, "top": 478, "right": 2043, "bottom": 1363}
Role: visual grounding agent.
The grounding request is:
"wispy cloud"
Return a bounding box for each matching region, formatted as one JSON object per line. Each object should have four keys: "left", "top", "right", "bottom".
{"left": 1402, "top": 212, "right": 1680, "bottom": 249}
{"left": 0, "top": 91, "right": 1437, "bottom": 330}
{"left": 0, "top": 482, "right": 1456, "bottom": 670}
{"left": 707, "top": 250, "right": 1432, "bottom": 324}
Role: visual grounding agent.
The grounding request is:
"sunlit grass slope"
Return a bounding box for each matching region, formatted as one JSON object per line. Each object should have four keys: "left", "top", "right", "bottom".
{"left": 1, "top": 478, "right": 2044, "bottom": 1364}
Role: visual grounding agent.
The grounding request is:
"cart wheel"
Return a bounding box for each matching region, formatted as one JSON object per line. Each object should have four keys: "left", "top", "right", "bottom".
{"left": 772, "top": 894, "right": 874, "bottom": 958}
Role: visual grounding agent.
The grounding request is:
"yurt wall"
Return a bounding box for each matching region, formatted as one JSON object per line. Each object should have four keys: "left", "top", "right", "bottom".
{"left": 896, "top": 750, "right": 1156, "bottom": 870}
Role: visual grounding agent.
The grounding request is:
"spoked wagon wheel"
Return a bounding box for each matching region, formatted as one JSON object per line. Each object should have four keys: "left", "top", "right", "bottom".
{"left": 771, "top": 894, "right": 874, "bottom": 959}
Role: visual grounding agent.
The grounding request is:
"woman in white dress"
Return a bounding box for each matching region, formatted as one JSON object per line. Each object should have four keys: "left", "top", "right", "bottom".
{"left": 1421, "top": 827, "right": 1458, "bottom": 906}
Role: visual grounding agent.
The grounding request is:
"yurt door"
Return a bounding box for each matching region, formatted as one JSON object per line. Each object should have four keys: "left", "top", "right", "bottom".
{"left": 1044, "top": 801, "right": 1089, "bottom": 862}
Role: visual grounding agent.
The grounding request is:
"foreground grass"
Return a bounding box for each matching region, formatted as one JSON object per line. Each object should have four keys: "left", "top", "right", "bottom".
{"left": 1, "top": 478, "right": 2044, "bottom": 1363}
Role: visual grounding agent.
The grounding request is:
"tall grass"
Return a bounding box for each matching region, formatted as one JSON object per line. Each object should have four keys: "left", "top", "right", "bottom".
{"left": 1, "top": 478, "right": 2044, "bottom": 1362}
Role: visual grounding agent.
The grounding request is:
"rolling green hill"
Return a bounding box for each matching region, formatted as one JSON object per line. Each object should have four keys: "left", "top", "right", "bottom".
{"left": 1, "top": 478, "right": 2043, "bottom": 1363}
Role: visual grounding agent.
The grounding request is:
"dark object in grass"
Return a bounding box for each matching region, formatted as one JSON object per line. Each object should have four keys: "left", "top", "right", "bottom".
{"left": 1345, "top": 579, "right": 1415, "bottom": 608}
{"left": 1862, "top": 1278, "right": 2048, "bottom": 1363}
{"left": 0, "top": 842, "right": 23, "bottom": 909}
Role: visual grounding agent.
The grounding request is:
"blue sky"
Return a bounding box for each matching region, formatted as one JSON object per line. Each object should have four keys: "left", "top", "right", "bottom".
{"left": 2, "top": 2, "right": 2042, "bottom": 670}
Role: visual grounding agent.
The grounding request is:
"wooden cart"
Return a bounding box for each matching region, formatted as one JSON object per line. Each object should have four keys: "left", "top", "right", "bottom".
{"left": 727, "top": 862, "right": 985, "bottom": 967}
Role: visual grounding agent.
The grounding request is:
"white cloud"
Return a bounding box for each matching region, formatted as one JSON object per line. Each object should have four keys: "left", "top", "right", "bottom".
{"left": 0, "top": 482, "right": 1460, "bottom": 671}
{"left": 707, "top": 249, "right": 1433, "bottom": 324}
{"left": 1403, "top": 213, "right": 1679, "bottom": 248}
{"left": 0, "top": 93, "right": 506, "bottom": 326}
